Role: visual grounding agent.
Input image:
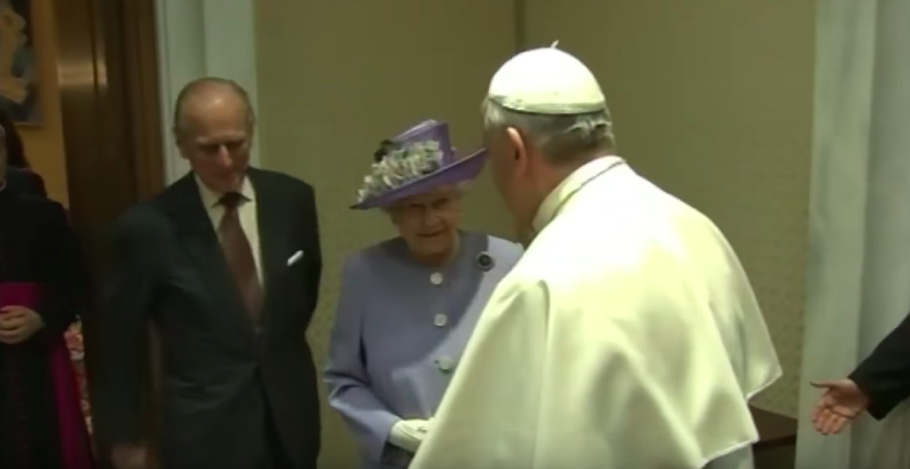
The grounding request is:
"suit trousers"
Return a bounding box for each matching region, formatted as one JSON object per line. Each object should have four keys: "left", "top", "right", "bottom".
{"left": 265, "top": 403, "right": 294, "bottom": 469}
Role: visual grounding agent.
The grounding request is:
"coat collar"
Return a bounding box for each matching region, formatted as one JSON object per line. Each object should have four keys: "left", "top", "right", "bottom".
{"left": 194, "top": 173, "right": 257, "bottom": 209}
{"left": 531, "top": 156, "right": 625, "bottom": 235}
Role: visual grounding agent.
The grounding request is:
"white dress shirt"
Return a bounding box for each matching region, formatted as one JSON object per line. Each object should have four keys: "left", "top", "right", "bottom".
{"left": 195, "top": 175, "right": 264, "bottom": 285}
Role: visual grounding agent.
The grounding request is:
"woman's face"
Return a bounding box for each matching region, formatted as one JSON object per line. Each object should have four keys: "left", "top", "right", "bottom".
{"left": 388, "top": 185, "right": 463, "bottom": 263}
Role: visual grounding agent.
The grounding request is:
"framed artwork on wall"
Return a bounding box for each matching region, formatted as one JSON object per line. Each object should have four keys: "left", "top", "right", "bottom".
{"left": 0, "top": 0, "right": 41, "bottom": 125}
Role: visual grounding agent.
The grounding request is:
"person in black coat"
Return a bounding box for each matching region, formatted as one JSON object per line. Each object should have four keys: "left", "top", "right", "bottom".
{"left": 0, "top": 108, "right": 31, "bottom": 168}
{"left": 0, "top": 110, "right": 92, "bottom": 468}
{"left": 6, "top": 167, "right": 46, "bottom": 197}
{"left": 0, "top": 109, "right": 46, "bottom": 198}
{"left": 812, "top": 311, "right": 910, "bottom": 434}
{"left": 91, "top": 78, "right": 323, "bottom": 469}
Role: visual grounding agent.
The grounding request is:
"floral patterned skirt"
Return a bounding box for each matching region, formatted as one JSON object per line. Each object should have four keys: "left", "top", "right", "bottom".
{"left": 64, "top": 321, "right": 91, "bottom": 436}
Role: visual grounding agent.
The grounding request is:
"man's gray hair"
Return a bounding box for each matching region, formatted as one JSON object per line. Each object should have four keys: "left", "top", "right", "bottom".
{"left": 481, "top": 97, "right": 616, "bottom": 164}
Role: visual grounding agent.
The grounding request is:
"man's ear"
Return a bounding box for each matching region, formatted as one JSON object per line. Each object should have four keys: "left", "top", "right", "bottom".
{"left": 506, "top": 127, "right": 525, "bottom": 161}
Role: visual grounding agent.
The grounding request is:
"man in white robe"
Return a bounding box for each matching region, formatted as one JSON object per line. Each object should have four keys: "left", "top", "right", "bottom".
{"left": 408, "top": 46, "right": 783, "bottom": 469}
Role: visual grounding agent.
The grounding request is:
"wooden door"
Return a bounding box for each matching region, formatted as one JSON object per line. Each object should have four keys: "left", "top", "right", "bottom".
{"left": 53, "top": 0, "right": 165, "bottom": 466}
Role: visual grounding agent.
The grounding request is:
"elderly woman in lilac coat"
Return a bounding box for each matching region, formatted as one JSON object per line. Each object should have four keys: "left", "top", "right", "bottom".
{"left": 324, "top": 120, "right": 522, "bottom": 469}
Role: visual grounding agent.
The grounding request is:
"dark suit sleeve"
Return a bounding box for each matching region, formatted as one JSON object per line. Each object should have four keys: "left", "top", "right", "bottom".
{"left": 33, "top": 201, "right": 88, "bottom": 335}
{"left": 91, "top": 209, "right": 159, "bottom": 446}
{"left": 301, "top": 184, "right": 322, "bottom": 317}
{"left": 849, "top": 311, "right": 910, "bottom": 419}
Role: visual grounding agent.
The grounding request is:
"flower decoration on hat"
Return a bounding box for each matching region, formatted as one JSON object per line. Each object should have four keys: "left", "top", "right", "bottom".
{"left": 356, "top": 140, "right": 446, "bottom": 204}
{"left": 350, "top": 120, "right": 488, "bottom": 210}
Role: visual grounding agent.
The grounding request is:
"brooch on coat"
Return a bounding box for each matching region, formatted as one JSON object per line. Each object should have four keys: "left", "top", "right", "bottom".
{"left": 476, "top": 252, "right": 494, "bottom": 271}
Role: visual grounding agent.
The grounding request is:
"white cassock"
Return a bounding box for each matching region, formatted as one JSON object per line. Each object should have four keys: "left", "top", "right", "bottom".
{"left": 409, "top": 156, "right": 782, "bottom": 469}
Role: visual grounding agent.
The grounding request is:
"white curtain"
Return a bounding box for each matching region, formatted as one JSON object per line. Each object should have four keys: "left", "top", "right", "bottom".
{"left": 796, "top": 0, "right": 910, "bottom": 467}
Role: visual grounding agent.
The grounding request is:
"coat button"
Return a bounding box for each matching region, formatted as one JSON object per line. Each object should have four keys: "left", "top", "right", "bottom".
{"left": 436, "top": 356, "right": 454, "bottom": 373}
{"left": 430, "top": 272, "right": 444, "bottom": 285}
{"left": 433, "top": 313, "right": 448, "bottom": 328}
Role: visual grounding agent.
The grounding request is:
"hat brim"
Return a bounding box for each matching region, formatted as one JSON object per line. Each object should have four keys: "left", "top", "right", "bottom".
{"left": 351, "top": 149, "right": 488, "bottom": 210}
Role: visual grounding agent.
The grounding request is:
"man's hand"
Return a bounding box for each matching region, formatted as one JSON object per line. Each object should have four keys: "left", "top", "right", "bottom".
{"left": 0, "top": 306, "right": 44, "bottom": 344}
{"left": 111, "top": 444, "right": 149, "bottom": 469}
{"left": 811, "top": 379, "right": 870, "bottom": 435}
{"left": 389, "top": 419, "right": 431, "bottom": 454}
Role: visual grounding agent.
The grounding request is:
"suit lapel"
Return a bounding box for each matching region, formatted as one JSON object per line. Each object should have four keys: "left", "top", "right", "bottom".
{"left": 248, "top": 169, "right": 291, "bottom": 311}
{"left": 162, "top": 174, "right": 256, "bottom": 343}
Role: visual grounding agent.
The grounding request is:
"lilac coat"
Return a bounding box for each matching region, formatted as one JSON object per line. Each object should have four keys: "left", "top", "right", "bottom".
{"left": 325, "top": 231, "right": 522, "bottom": 468}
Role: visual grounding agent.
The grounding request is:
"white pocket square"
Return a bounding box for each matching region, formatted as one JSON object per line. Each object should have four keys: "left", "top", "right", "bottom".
{"left": 287, "top": 250, "right": 304, "bottom": 266}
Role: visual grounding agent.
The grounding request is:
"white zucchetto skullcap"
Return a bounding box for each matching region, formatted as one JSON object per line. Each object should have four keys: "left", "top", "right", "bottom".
{"left": 487, "top": 45, "right": 607, "bottom": 115}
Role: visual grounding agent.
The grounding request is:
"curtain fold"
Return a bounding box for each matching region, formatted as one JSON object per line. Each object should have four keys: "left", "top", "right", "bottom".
{"left": 797, "top": 0, "right": 910, "bottom": 467}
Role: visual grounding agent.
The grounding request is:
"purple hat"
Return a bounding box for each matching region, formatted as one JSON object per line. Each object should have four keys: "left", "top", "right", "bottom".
{"left": 351, "top": 119, "right": 488, "bottom": 210}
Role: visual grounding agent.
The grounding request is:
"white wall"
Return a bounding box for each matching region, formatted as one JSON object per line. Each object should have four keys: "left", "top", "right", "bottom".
{"left": 154, "top": 0, "right": 261, "bottom": 184}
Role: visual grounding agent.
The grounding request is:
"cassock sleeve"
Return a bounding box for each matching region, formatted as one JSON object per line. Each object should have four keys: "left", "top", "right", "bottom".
{"left": 409, "top": 276, "right": 549, "bottom": 469}
{"left": 849, "top": 311, "right": 910, "bottom": 420}
{"left": 34, "top": 201, "right": 87, "bottom": 335}
{"left": 91, "top": 209, "right": 159, "bottom": 447}
{"left": 323, "top": 258, "right": 401, "bottom": 465}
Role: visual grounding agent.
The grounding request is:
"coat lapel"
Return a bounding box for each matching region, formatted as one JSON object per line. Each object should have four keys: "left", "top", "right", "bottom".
{"left": 162, "top": 174, "right": 256, "bottom": 343}
{"left": 248, "top": 169, "right": 291, "bottom": 317}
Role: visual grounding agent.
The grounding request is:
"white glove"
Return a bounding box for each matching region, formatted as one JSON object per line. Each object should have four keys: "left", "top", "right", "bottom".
{"left": 389, "top": 418, "right": 431, "bottom": 453}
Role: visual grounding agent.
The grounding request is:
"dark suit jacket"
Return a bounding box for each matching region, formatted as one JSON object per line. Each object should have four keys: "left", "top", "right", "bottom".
{"left": 850, "top": 311, "right": 910, "bottom": 419}
{"left": 5, "top": 167, "right": 47, "bottom": 198}
{"left": 91, "top": 169, "right": 322, "bottom": 469}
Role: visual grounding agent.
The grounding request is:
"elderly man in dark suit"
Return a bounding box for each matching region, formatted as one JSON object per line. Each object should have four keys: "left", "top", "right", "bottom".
{"left": 91, "top": 77, "right": 323, "bottom": 469}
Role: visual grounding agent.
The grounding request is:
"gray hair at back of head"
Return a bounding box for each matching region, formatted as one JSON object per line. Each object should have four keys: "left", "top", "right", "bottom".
{"left": 481, "top": 97, "right": 616, "bottom": 164}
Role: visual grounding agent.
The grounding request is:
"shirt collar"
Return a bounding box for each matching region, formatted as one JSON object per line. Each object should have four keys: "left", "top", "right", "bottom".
{"left": 194, "top": 173, "right": 256, "bottom": 209}
{"left": 531, "top": 156, "right": 625, "bottom": 234}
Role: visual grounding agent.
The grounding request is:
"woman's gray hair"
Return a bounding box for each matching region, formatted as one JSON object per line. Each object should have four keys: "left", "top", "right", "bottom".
{"left": 481, "top": 97, "right": 616, "bottom": 164}
{"left": 380, "top": 181, "right": 470, "bottom": 214}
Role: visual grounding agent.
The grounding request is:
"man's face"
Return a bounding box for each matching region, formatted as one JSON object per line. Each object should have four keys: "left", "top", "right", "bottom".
{"left": 178, "top": 92, "right": 251, "bottom": 194}
{"left": 388, "top": 186, "right": 463, "bottom": 261}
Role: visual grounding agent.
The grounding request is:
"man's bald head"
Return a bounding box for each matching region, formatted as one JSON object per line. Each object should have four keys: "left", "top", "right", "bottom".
{"left": 172, "top": 77, "right": 256, "bottom": 143}
{"left": 173, "top": 77, "right": 255, "bottom": 193}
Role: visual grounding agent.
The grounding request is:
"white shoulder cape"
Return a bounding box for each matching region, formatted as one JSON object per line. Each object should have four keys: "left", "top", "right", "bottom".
{"left": 409, "top": 159, "right": 781, "bottom": 469}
